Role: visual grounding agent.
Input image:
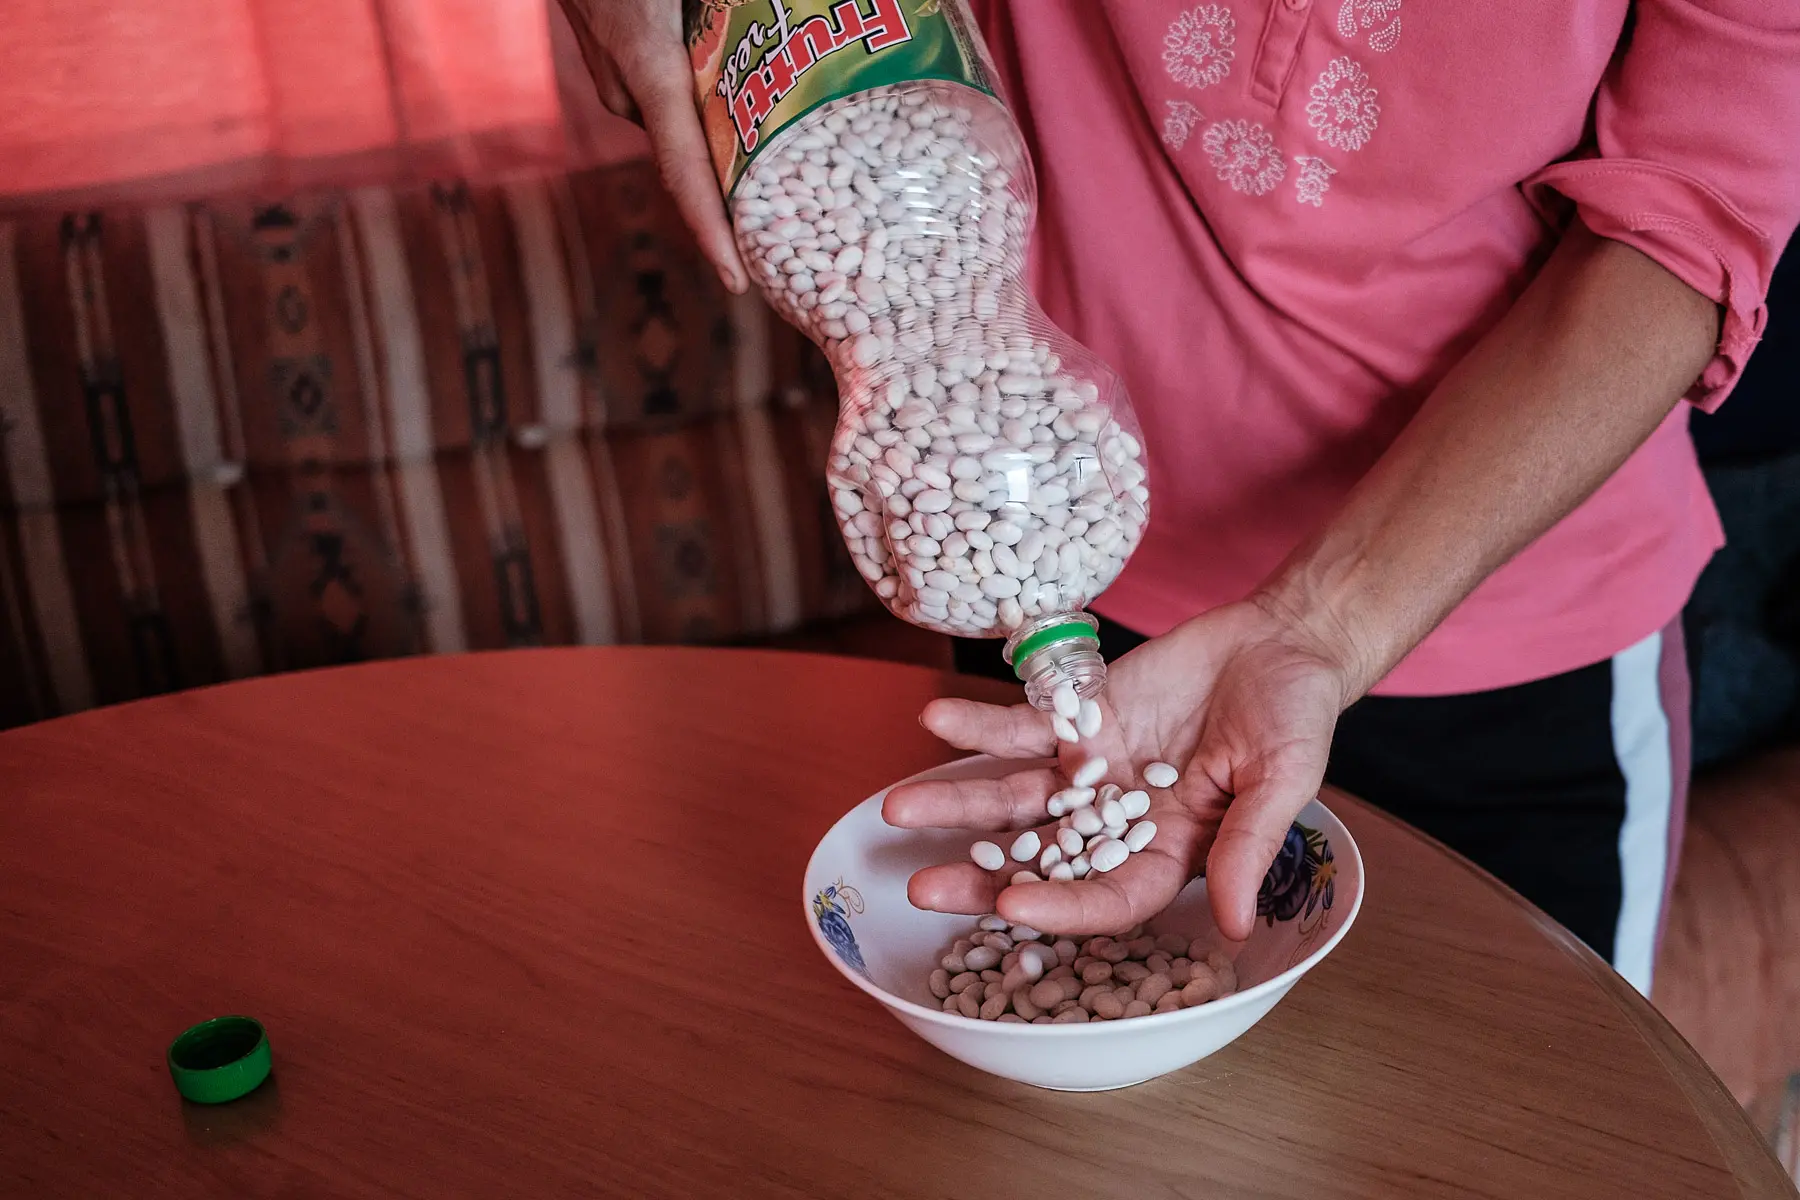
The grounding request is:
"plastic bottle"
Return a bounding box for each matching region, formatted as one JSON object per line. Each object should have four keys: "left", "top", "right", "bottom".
{"left": 688, "top": 0, "right": 1150, "bottom": 708}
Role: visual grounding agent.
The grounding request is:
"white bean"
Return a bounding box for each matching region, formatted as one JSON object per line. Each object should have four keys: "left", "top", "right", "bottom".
{"left": 1076, "top": 699, "right": 1103, "bottom": 739}
{"left": 1010, "top": 830, "right": 1041, "bottom": 862}
{"left": 1052, "top": 681, "right": 1080, "bottom": 720}
{"left": 1010, "top": 870, "right": 1042, "bottom": 885}
{"left": 1071, "top": 757, "right": 1108, "bottom": 788}
{"left": 1052, "top": 715, "right": 1079, "bottom": 744}
{"left": 1124, "top": 820, "right": 1157, "bottom": 852}
{"left": 1120, "top": 789, "right": 1151, "bottom": 820}
{"left": 1144, "top": 761, "right": 1180, "bottom": 789}
{"left": 970, "top": 840, "right": 1005, "bottom": 870}
{"left": 1071, "top": 806, "right": 1104, "bottom": 836}
{"left": 1091, "top": 840, "right": 1130, "bottom": 873}
{"left": 1056, "top": 786, "right": 1096, "bottom": 810}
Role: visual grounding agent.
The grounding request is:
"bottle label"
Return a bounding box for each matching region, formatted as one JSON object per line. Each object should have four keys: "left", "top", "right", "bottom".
{"left": 686, "top": 0, "right": 996, "bottom": 195}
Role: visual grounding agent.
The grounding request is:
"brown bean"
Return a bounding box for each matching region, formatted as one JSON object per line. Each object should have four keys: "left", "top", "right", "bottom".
{"left": 957, "top": 989, "right": 981, "bottom": 1018}
{"left": 1045, "top": 964, "right": 1076, "bottom": 982}
{"left": 1078, "top": 984, "right": 1111, "bottom": 1011}
{"left": 1169, "top": 958, "right": 1193, "bottom": 986}
{"left": 1125, "top": 1000, "right": 1154, "bottom": 1018}
{"left": 1032, "top": 1016, "right": 1054, "bottom": 1024}
{"left": 929, "top": 969, "right": 951, "bottom": 999}
{"left": 1092, "top": 991, "right": 1125, "bottom": 1020}
{"left": 1029, "top": 980, "right": 1064, "bottom": 1010}
{"left": 996, "top": 1013, "right": 1027, "bottom": 1023}
{"left": 963, "top": 945, "right": 1001, "bottom": 972}
{"left": 1058, "top": 976, "right": 1084, "bottom": 1002}
{"left": 1155, "top": 933, "right": 1190, "bottom": 956}
{"left": 1182, "top": 970, "right": 1220, "bottom": 1007}
{"left": 1082, "top": 937, "right": 1111, "bottom": 958}
{"left": 948, "top": 971, "right": 980, "bottom": 993}
{"left": 1052, "top": 1007, "right": 1090, "bottom": 1023}
{"left": 941, "top": 994, "right": 960, "bottom": 1013}
{"left": 940, "top": 952, "right": 966, "bottom": 973}
{"left": 1207, "top": 951, "right": 1238, "bottom": 994}
{"left": 1072, "top": 956, "right": 1096, "bottom": 974}
{"left": 1146, "top": 953, "right": 1172, "bottom": 975}
{"left": 1080, "top": 961, "right": 1114, "bottom": 985}
{"left": 1125, "top": 937, "right": 1157, "bottom": 960}
{"left": 1187, "top": 938, "right": 1211, "bottom": 961}
{"left": 980, "top": 991, "right": 1010, "bottom": 1020}
{"left": 1013, "top": 989, "right": 1042, "bottom": 1021}
{"left": 979, "top": 969, "right": 1002, "bottom": 983}
{"left": 1000, "top": 950, "right": 1020, "bottom": 973}
{"left": 1137, "top": 973, "right": 1173, "bottom": 1007}
{"left": 1114, "top": 961, "right": 1150, "bottom": 984}
{"left": 1099, "top": 941, "right": 1131, "bottom": 964}
{"left": 1052, "top": 999, "right": 1079, "bottom": 1015}
{"left": 1153, "top": 992, "right": 1184, "bottom": 1013}
{"left": 1053, "top": 938, "right": 1079, "bottom": 965}
{"left": 953, "top": 938, "right": 975, "bottom": 958}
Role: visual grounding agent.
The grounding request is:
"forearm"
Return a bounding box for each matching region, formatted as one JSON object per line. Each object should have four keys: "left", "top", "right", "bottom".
{"left": 1258, "top": 220, "right": 1721, "bottom": 700}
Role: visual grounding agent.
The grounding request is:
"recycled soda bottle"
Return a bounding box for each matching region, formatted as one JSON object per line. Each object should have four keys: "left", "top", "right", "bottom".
{"left": 688, "top": 0, "right": 1150, "bottom": 709}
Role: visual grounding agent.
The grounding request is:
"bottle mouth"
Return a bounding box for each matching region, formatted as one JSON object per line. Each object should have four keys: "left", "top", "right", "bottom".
{"left": 1003, "top": 612, "right": 1100, "bottom": 682}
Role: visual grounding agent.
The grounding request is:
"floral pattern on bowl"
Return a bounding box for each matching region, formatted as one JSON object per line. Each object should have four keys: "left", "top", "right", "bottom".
{"left": 1258, "top": 822, "right": 1338, "bottom": 967}
{"left": 813, "top": 879, "right": 869, "bottom": 977}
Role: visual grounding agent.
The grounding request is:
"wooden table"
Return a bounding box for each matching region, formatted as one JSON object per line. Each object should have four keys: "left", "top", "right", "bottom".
{"left": 1, "top": 648, "right": 1789, "bottom": 1198}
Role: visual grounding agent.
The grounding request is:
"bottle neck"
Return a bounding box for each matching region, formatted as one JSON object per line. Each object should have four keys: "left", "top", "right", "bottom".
{"left": 1004, "top": 612, "right": 1108, "bottom": 712}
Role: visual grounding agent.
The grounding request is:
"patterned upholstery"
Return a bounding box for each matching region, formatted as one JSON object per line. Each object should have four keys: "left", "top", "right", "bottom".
{"left": 0, "top": 162, "right": 887, "bottom": 728}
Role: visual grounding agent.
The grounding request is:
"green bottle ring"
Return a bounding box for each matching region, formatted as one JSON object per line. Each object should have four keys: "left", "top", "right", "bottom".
{"left": 1005, "top": 619, "right": 1101, "bottom": 681}
{"left": 167, "top": 1016, "right": 271, "bottom": 1104}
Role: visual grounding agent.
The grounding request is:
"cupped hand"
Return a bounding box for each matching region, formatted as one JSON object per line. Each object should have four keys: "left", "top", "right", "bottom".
{"left": 558, "top": 0, "right": 747, "bottom": 292}
{"left": 883, "top": 598, "right": 1356, "bottom": 941}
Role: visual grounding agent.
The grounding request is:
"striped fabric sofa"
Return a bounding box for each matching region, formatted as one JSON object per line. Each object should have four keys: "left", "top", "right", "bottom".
{"left": 0, "top": 159, "right": 950, "bottom": 729}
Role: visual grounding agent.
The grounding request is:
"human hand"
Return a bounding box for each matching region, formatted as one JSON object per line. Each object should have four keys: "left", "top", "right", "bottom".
{"left": 884, "top": 598, "right": 1359, "bottom": 941}
{"left": 558, "top": 0, "right": 747, "bottom": 292}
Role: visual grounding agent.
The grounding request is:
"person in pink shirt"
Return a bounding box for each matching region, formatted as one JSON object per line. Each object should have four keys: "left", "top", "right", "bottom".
{"left": 574, "top": 0, "right": 1800, "bottom": 993}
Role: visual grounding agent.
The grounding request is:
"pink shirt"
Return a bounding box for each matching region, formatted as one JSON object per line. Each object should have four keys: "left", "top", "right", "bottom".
{"left": 969, "top": 0, "right": 1800, "bottom": 695}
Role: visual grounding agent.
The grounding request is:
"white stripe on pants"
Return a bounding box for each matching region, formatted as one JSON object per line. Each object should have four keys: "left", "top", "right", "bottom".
{"left": 1610, "top": 630, "right": 1676, "bottom": 995}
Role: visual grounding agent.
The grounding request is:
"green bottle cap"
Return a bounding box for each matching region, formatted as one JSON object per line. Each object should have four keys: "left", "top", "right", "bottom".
{"left": 1005, "top": 619, "right": 1101, "bottom": 681}
{"left": 167, "top": 1016, "right": 271, "bottom": 1104}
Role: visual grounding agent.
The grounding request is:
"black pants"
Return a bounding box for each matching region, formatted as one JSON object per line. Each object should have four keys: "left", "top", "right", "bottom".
{"left": 953, "top": 612, "right": 1688, "bottom": 992}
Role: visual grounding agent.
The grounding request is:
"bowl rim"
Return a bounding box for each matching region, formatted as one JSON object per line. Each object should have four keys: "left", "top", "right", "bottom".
{"left": 803, "top": 753, "right": 1365, "bottom": 1035}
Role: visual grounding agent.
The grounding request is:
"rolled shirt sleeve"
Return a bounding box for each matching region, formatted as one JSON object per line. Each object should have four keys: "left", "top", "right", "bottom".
{"left": 1525, "top": 0, "right": 1800, "bottom": 410}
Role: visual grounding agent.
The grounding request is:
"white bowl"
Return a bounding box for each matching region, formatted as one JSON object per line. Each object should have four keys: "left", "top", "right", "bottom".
{"left": 804, "top": 754, "right": 1364, "bottom": 1091}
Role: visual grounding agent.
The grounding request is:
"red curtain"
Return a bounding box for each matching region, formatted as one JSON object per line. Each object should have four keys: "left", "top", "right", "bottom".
{"left": 0, "top": 0, "right": 578, "bottom": 208}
